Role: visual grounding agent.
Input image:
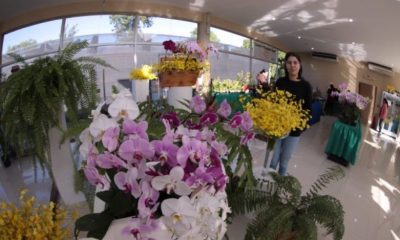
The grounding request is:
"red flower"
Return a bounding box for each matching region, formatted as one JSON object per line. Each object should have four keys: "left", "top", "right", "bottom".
{"left": 162, "top": 40, "right": 177, "bottom": 53}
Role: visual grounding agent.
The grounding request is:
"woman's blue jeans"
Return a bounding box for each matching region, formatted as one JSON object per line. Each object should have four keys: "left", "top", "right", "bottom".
{"left": 269, "top": 136, "right": 300, "bottom": 176}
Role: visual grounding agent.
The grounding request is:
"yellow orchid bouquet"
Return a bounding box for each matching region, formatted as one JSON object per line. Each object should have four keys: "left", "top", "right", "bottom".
{"left": 245, "top": 90, "right": 310, "bottom": 148}
{"left": 129, "top": 64, "right": 157, "bottom": 80}
{"left": 0, "top": 190, "right": 70, "bottom": 240}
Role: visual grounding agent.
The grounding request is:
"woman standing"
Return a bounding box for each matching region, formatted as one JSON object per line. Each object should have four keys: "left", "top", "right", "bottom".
{"left": 378, "top": 99, "right": 389, "bottom": 134}
{"left": 269, "top": 52, "right": 312, "bottom": 175}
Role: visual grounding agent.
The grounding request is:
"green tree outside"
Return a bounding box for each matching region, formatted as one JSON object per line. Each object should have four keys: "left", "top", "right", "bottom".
{"left": 242, "top": 39, "right": 250, "bottom": 49}
{"left": 7, "top": 39, "right": 37, "bottom": 53}
{"left": 109, "top": 15, "right": 153, "bottom": 32}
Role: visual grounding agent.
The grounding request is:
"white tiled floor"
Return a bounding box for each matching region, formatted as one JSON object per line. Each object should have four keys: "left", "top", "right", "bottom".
{"left": 1, "top": 116, "right": 400, "bottom": 239}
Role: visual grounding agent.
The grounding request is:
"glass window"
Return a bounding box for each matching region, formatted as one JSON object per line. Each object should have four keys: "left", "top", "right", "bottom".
{"left": 138, "top": 17, "right": 197, "bottom": 43}
{"left": 252, "top": 59, "right": 270, "bottom": 84}
{"left": 72, "top": 45, "right": 136, "bottom": 101}
{"left": 210, "top": 53, "right": 250, "bottom": 80}
{"left": 2, "top": 19, "right": 62, "bottom": 65}
{"left": 253, "top": 41, "right": 278, "bottom": 63}
{"left": 64, "top": 15, "right": 125, "bottom": 46}
{"left": 210, "top": 27, "right": 251, "bottom": 56}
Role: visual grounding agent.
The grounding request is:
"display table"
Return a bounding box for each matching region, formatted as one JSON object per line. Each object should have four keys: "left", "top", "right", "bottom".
{"left": 324, "top": 119, "right": 362, "bottom": 165}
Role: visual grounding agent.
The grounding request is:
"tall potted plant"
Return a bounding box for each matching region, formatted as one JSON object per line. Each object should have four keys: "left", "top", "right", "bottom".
{"left": 0, "top": 41, "right": 112, "bottom": 202}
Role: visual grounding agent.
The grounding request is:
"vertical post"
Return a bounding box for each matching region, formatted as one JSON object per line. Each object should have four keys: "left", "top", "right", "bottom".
{"left": 197, "top": 13, "right": 211, "bottom": 94}
{"left": 249, "top": 39, "right": 253, "bottom": 82}
{"left": 102, "top": 69, "right": 106, "bottom": 101}
{"left": 0, "top": 33, "right": 3, "bottom": 67}
{"left": 59, "top": 18, "right": 66, "bottom": 51}
{"left": 0, "top": 34, "right": 3, "bottom": 79}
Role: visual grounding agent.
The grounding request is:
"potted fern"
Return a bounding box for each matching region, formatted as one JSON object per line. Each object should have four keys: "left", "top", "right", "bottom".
{"left": 227, "top": 166, "right": 345, "bottom": 240}
{"left": 0, "top": 41, "right": 112, "bottom": 202}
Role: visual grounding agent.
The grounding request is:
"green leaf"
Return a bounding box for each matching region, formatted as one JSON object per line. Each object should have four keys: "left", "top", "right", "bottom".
{"left": 109, "top": 191, "right": 138, "bottom": 218}
{"left": 96, "top": 190, "right": 116, "bottom": 203}
{"left": 75, "top": 212, "right": 113, "bottom": 232}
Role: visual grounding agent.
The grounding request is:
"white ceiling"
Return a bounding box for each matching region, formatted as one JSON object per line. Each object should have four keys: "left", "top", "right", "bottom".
{"left": 1, "top": 0, "right": 400, "bottom": 71}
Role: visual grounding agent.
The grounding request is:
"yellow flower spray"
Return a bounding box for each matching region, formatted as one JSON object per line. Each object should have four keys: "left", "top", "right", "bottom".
{"left": 130, "top": 64, "right": 157, "bottom": 80}
{"left": 245, "top": 90, "right": 310, "bottom": 140}
{"left": 0, "top": 190, "right": 69, "bottom": 240}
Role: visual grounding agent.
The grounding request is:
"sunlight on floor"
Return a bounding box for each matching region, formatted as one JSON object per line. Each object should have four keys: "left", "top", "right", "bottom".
{"left": 370, "top": 185, "right": 391, "bottom": 213}
{"left": 364, "top": 139, "right": 382, "bottom": 149}
{"left": 375, "top": 177, "right": 400, "bottom": 195}
{"left": 391, "top": 230, "right": 400, "bottom": 240}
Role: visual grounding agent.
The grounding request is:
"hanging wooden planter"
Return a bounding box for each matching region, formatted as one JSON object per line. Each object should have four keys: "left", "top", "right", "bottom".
{"left": 159, "top": 71, "right": 199, "bottom": 88}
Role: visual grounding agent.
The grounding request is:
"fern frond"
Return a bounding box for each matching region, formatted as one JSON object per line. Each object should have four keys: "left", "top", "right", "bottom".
{"left": 304, "top": 195, "right": 345, "bottom": 240}
{"left": 308, "top": 166, "right": 345, "bottom": 196}
{"left": 77, "top": 56, "right": 115, "bottom": 69}
{"left": 245, "top": 204, "right": 295, "bottom": 240}
{"left": 59, "top": 41, "right": 89, "bottom": 62}
{"left": 270, "top": 173, "right": 302, "bottom": 205}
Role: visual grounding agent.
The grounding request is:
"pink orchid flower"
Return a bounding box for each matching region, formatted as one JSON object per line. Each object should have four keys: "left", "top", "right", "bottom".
{"left": 101, "top": 126, "right": 120, "bottom": 152}
{"left": 123, "top": 119, "right": 149, "bottom": 141}
{"left": 114, "top": 168, "right": 142, "bottom": 198}
{"left": 118, "top": 138, "right": 155, "bottom": 166}
{"left": 217, "top": 99, "right": 231, "bottom": 118}
{"left": 83, "top": 167, "right": 109, "bottom": 190}
{"left": 190, "top": 95, "right": 206, "bottom": 114}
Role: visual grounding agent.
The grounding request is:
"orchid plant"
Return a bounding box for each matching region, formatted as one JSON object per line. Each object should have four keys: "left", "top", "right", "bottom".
{"left": 331, "top": 83, "right": 369, "bottom": 125}
{"left": 75, "top": 90, "right": 255, "bottom": 239}
{"left": 331, "top": 83, "right": 369, "bottom": 110}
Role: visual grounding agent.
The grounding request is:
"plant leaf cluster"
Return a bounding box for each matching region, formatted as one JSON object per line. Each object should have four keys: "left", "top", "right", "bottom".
{"left": 0, "top": 41, "right": 111, "bottom": 167}
{"left": 227, "top": 166, "right": 345, "bottom": 240}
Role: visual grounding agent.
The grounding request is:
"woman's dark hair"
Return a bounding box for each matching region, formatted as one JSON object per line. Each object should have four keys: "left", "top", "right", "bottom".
{"left": 383, "top": 98, "right": 388, "bottom": 104}
{"left": 284, "top": 52, "right": 302, "bottom": 79}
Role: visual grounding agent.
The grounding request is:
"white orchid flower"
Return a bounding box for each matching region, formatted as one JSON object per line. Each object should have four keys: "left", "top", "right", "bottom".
{"left": 90, "top": 101, "right": 106, "bottom": 118}
{"left": 89, "top": 114, "right": 118, "bottom": 141}
{"left": 161, "top": 196, "right": 197, "bottom": 232}
{"left": 78, "top": 128, "right": 92, "bottom": 158}
{"left": 195, "top": 191, "right": 220, "bottom": 218}
{"left": 108, "top": 95, "right": 139, "bottom": 120}
{"left": 152, "top": 167, "right": 192, "bottom": 196}
{"left": 189, "top": 189, "right": 230, "bottom": 239}
{"left": 177, "top": 225, "right": 203, "bottom": 240}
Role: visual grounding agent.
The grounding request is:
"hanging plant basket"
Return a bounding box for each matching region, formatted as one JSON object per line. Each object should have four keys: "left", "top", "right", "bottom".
{"left": 159, "top": 71, "right": 199, "bottom": 88}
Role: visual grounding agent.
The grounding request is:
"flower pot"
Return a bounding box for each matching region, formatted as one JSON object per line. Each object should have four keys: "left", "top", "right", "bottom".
{"left": 159, "top": 71, "right": 199, "bottom": 87}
